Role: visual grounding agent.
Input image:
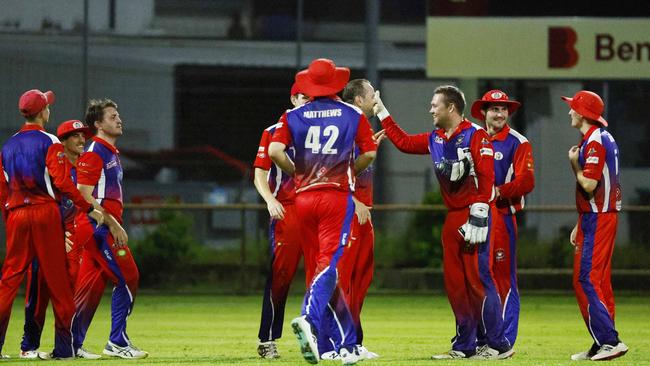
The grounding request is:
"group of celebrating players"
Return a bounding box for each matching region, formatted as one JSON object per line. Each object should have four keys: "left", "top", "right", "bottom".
{"left": 253, "top": 58, "right": 627, "bottom": 364}
{"left": 0, "top": 92, "right": 146, "bottom": 359}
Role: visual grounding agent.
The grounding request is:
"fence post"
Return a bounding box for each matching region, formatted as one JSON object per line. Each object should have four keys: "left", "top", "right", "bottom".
{"left": 240, "top": 206, "right": 247, "bottom": 291}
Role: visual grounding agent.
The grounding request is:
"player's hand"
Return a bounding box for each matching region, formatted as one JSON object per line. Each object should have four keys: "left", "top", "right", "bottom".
{"left": 374, "top": 129, "right": 387, "bottom": 147}
{"left": 568, "top": 145, "right": 580, "bottom": 163}
{"left": 64, "top": 231, "right": 74, "bottom": 253}
{"left": 570, "top": 223, "right": 578, "bottom": 246}
{"left": 267, "top": 198, "right": 286, "bottom": 220}
{"left": 495, "top": 186, "right": 501, "bottom": 199}
{"left": 460, "top": 202, "right": 489, "bottom": 244}
{"left": 353, "top": 198, "right": 371, "bottom": 225}
{"left": 88, "top": 208, "right": 104, "bottom": 226}
{"left": 373, "top": 90, "right": 390, "bottom": 120}
{"left": 109, "top": 224, "right": 129, "bottom": 248}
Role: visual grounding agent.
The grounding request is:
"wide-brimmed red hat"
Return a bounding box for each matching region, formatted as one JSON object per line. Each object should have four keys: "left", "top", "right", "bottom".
{"left": 471, "top": 90, "right": 521, "bottom": 121}
{"left": 295, "top": 58, "right": 350, "bottom": 97}
{"left": 19, "top": 89, "right": 55, "bottom": 117}
{"left": 290, "top": 82, "right": 305, "bottom": 96}
{"left": 561, "top": 90, "right": 608, "bottom": 127}
{"left": 57, "top": 119, "right": 92, "bottom": 140}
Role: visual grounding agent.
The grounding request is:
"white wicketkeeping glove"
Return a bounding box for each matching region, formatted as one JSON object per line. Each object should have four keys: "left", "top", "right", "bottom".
{"left": 460, "top": 202, "right": 489, "bottom": 244}
{"left": 373, "top": 90, "right": 390, "bottom": 121}
{"left": 435, "top": 148, "right": 471, "bottom": 182}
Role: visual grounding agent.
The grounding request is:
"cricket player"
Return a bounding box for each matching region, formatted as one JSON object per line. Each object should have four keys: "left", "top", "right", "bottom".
{"left": 0, "top": 89, "right": 103, "bottom": 360}
{"left": 376, "top": 85, "right": 513, "bottom": 359}
{"left": 564, "top": 90, "right": 627, "bottom": 361}
{"left": 72, "top": 99, "right": 148, "bottom": 359}
{"left": 20, "top": 120, "right": 102, "bottom": 360}
{"left": 255, "top": 83, "right": 311, "bottom": 359}
{"left": 470, "top": 90, "right": 535, "bottom": 348}
{"left": 269, "top": 58, "right": 377, "bottom": 365}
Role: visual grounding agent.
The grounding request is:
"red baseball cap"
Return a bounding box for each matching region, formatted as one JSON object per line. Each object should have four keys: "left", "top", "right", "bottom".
{"left": 561, "top": 90, "right": 608, "bottom": 127}
{"left": 470, "top": 90, "right": 521, "bottom": 121}
{"left": 18, "top": 89, "right": 55, "bottom": 117}
{"left": 57, "top": 120, "right": 92, "bottom": 140}
{"left": 295, "top": 58, "right": 350, "bottom": 98}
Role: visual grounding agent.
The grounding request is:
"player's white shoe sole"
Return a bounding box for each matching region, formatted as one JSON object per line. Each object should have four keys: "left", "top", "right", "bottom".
{"left": 591, "top": 342, "right": 628, "bottom": 361}
{"left": 357, "top": 345, "right": 379, "bottom": 360}
{"left": 431, "top": 350, "right": 470, "bottom": 359}
{"left": 102, "top": 341, "right": 149, "bottom": 359}
{"left": 291, "top": 316, "right": 319, "bottom": 364}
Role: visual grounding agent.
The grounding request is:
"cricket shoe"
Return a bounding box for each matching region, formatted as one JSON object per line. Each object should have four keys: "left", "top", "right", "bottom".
{"left": 257, "top": 341, "right": 280, "bottom": 359}
{"left": 431, "top": 350, "right": 471, "bottom": 359}
{"left": 77, "top": 347, "right": 102, "bottom": 359}
{"left": 0, "top": 354, "right": 10, "bottom": 359}
{"left": 571, "top": 343, "right": 599, "bottom": 361}
{"left": 103, "top": 340, "right": 149, "bottom": 359}
{"left": 320, "top": 351, "right": 340, "bottom": 360}
{"left": 291, "top": 316, "right": 319, "bottom": 364}
{"left": 590, "top": 342, "right": 628, "bottom": 361}
{"left": 357, "top": 345, "right": 379, "bottom": 359}
{"left": 19, "top": 350, "right": 39, "bottom": 359}
{"left": 469, "top": 345, "right": 515, "bottom": 360}
{"left": 37, "top": 352, "right": 74, "bottom": 360}
{"left": 339, "top": 346, "right": 361, "bottom": 365}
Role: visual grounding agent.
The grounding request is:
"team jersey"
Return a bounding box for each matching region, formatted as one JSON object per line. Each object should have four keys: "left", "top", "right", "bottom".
{"left": 271, "top": 97, "right": 377, "bottom": 194}
{"left": 490, "top": 125, "right": 535, "bottom": 215}
{"left": 77, "top": 136, "right": 124, "bottom": 222}
{"left": 0, "top": 124, "right": 91, "bottom": 215}
{"left": 354, "top": 146, "right": 373, "bottom": 207}
{"left": 60, "top": 163, "right": 78, "bottom": 233}
{"left": 576, "top": 125, "right": 621, "bottom": 213}
{"left": 381, "top": 116, "right": 495, "bottom": 210}
{"left": 254, "top": 122, "right": 296, "bottom": 205}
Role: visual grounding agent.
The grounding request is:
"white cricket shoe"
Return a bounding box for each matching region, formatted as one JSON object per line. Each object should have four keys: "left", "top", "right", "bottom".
{"left": 357, "top": 345, "right": 379, "bottom": 359}
{"left": 431, "top": 350, "right": 470, "bottom": 359}
{"left": 0, "top": 354, "right": 10, "bottom": 359}
{"left": 590, "top": 342, "right": 628, "bottom": 361}
{"left": 571, "top": 343, "right": 599, "bottom": 361}
{"left": 102, "top": 340, "right": 148, "bottom": 359}
{"left": 291, "top": 316, "right": 319, "bottom": 364}
{"left": 77, "top": 347, "right": 102, "bottom": 359}
{"left": 470, "top": 344, "right": 515, "bottom": 360}
{"left": 37, "top": 351, "right": 74, "bottom": 360}
{"left": 19, "top": 350, "right": 39, "bottom": 359}
{"left": 339, "top": 346, "right": 361, "bottom": 365}
{"left": 320, "top": 351, "right": 339, "bottom": 360}
{"left": 257, "top": 341, "right": 280, "bottom": 359}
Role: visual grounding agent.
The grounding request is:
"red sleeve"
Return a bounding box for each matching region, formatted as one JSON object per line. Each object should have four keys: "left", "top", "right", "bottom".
{"left": 498, "top": 141, "right": 535, "bottom": 198}
{"left": 380, "top": 115, "right": 430, "bottom": 154}
{"left": 46, "top": 144, "right": 92, "bottom": 213}
{"left": 581, "top": 141, "right": 605, "bottom": 181}
{"left": 270, "top": 113, "right": 292, "bottom": 146}
{"left": 0, "top": 154, "right": 8, "bottom": 222}
{"left": 470, "top": 129, "right": 495, "bottom": 204}
{"left": 253, "top": 129, "right": 273, "bottom": 170}
{"left": 76, "top": 152, "right": 104, "bottom": 186}
{"left": 355, "top": 115, "right": 378, "bottom": 154}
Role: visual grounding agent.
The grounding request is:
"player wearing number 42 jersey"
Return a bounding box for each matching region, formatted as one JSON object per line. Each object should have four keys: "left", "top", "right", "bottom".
{"left": 269, "top": 58, "right": 377, "bottom": 365}
{"left": 565, "top": 90, "right": 627, "bottom": 361}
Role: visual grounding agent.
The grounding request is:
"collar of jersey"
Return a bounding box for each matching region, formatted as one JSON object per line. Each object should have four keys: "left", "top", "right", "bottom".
{"left": 579, "top": 125, "right": 600, "bottom": 147}
{"left": 434, "top": 119, "right": 471, "bottom": 141}
{"left": 92, "top": 136, "right": 119, "bottom": 154}
{"left": 20, "top": 123, "right": 45, "bottom": 132}
{"left": 490, "top": 124, "right": 510, "bottom": 142}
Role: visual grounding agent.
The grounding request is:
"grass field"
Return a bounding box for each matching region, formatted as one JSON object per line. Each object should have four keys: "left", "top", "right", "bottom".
{"left": 1, "top": 292, "right": 648, "bottom": 365}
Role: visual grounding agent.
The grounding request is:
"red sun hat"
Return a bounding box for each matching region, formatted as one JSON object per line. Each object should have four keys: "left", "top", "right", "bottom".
{"left": 57, "top": 119, "right": 92, "bottom": 140}
{"left": 295, "top": 58, "right": 350, "bottom": 98}
{"left": 561, "top": 90, "right": 608, "bottom": 127}
{"left": 470, "top": 90, "right": 521, "bottom": 121}
{"left": 19, "top": 89, "right": 56, "bottom": 117}
{"left": 290, "top": 82, "right": 305, "bottom": 96}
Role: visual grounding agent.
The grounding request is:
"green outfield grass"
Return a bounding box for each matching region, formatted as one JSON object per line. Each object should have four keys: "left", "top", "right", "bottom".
{"left": 1, "top": 292, "right": 648, "bottom": 365}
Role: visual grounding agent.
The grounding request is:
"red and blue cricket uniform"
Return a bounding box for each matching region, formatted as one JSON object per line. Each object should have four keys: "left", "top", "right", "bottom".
{"left": 573, "top": 125, "right": 621, "bottom": 347}
{"left": 72, "top": 136, "right": 140, "bottom": 351}
{"left": 255, "top": 122, "right": 312, "bottom": 343}
{"left": 0, "top": 124, "right": 92, "bottom": 358}
{"left": 489, "top": 125, "right": 534, "bottom": 346}
{"left": 381, "top": 116, "right": 510, "bottom": 353}
{"left": 272, "top": 96, "right": 376, "bottom": 352}
{"left": 337, "top": 146, "right": 375, "bottom": 346}
{"left": 21, "top": 161, "right": 82, "bottom": 352}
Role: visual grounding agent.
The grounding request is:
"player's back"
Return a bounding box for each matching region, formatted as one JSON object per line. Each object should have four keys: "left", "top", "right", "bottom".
{"left": 286, "top": 98, "right": 362, "bottom": 193}
{"left": 577, "top": 128, "right": 621, "bottom": 213}
{"left": 1, "top": 127, "right": 60, "bottom": 209}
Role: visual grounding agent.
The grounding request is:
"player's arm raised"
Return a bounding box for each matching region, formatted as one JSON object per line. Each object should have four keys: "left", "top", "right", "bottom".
{"left": 374, "top": 91, "right": 430, "bottom": 155}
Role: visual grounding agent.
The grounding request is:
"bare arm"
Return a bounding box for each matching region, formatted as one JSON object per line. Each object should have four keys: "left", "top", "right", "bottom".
{"left": 269, "top": 142, "right": 295, "bottom": 175}
{"left": 253, "top": 167, "right": 285, "bottom": 220}
{"left": 354, "top": 151, "right": 376, "bottom": 175}
{"left": 78, "top": 184, "right": 127, "bottom": 246}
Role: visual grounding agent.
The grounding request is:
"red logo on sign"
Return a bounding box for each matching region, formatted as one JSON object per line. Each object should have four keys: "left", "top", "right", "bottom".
{"left": 548, "top": 27, "right": 579, "bottom": 68}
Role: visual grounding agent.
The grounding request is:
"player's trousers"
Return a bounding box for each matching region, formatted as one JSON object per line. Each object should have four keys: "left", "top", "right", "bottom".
{"left": 443, "top": 207, "right": 509, "bottom": 353}
{"left": 337, "top": 217, "right": 374, "bottom": 345}
{"left": 258, "top": 204, "right": 308, "bottom": 342}
{"left": 0, "top": 203, "right": 76, "bottom": 358}
{"left": 491, "top": 213, "right": 520, "bottom": 346}
{"left": 574, "top": 212, "right": 619, "bottom": 346}
{"left": 72, "top": 217, "right": 139, "bottom": 349}
{"left": 297, "top": 189, "right": 357, "bottom": 351}
{"left": 21, "top": 240, "right": 81, "bottom": 352}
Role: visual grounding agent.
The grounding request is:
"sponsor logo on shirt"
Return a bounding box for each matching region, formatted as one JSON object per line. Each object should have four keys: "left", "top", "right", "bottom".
{"left": 455, "top": 134, "right": 465, "bottom": 146}
{"left": 106, "top": 160, "right": 118, "bottom": 169}
{"left": 258, "top": 146, "right": 265, "bottom": 152}
{"left": 586, "top": 156, "right": 599, "bottom": 164}
{"left": 257, "top": 153, "right": 266, "bottom": 159}
{"left": 495, "top": 248, "right": 506, "bottom": 261}
{"left": 494, "top": 151, "right": 503, "bottom": 160}
{"left": 480, "top": 147, "right": 494, "bottom": 156}
{"left": 303, "top": 109, "right": 342, "bottom": 118}
{"left": 434, "top": 136, "right": 444, "bottom": 144}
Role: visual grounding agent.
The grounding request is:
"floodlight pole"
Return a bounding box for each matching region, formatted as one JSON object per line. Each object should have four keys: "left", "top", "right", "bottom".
{"left": 365, "top": 0, "right": 379, "bottom": 88}
{"left": 295, "top": 0, "right": 304, "bottom": 71}
{"left": 82, "top": 0, "right": 89, "bottom": 111}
